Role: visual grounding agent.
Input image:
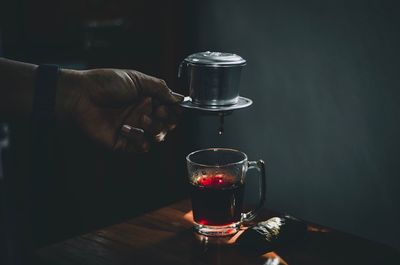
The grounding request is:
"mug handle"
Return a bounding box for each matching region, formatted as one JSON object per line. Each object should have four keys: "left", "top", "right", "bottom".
{"left": 241, "top": 160, "right": 266, "bottom": 222}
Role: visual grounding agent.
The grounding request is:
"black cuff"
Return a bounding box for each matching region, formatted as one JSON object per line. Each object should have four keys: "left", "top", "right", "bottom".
{"left": 32, "top": 64, "right": 60, "bottom": 121}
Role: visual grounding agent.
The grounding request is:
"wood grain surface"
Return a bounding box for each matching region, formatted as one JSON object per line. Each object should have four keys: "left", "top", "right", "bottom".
{"left": 34, "top": 199, "right": 400, "bottom": 265}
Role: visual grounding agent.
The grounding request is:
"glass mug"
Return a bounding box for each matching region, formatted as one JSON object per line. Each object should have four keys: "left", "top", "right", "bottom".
{"left": 186, "top": 148, "right": 266, "bottom": 236}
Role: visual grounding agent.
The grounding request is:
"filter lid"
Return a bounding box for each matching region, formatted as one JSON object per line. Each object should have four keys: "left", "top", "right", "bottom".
{"left": 184, "top": 51, "right": 246, "bottom": 67}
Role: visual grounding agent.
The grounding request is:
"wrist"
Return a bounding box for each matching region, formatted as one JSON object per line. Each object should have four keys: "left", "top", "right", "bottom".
{"left": 56, "top": 69, "right": 84, "bottom": 122}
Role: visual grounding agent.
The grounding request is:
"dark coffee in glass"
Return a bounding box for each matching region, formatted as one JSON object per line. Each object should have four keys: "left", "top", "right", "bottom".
{"left": 190, "top": 171, "right": 245, "bottom": 226}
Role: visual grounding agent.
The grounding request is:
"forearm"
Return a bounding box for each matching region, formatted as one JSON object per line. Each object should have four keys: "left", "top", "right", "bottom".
{"left": 0, "top": 58, "right": 83, "bottom": 122}
{"left": 0, "top": 58, "right": 37, "bottom": 120}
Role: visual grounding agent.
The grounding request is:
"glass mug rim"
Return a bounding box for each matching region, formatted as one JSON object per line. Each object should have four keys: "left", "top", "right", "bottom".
{"left": 186, "top": 148, "right": 248, "bottom": 168}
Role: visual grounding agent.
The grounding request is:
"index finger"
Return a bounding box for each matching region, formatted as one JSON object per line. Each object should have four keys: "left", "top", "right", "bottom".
{"left": 127, "top": 70, "right": 184, "bottom": 104}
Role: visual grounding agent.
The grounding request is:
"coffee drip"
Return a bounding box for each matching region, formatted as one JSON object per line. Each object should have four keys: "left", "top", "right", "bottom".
{"left": 178, "top": 51, "right": 252, "bottom": 134}
{"left": 218, "top": 113, "right": 224, "bottom": 136}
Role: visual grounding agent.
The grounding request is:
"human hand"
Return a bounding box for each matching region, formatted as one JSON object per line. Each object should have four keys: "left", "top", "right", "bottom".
{"left": 56, "top": 68, "right": 183, "bottom": 153}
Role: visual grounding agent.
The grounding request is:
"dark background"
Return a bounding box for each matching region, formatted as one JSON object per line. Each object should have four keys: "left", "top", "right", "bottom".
{"left": 1, "top": 0, "right": 399, "bottom": 257}
{"left": 191, "top": 0, "right": 400, "bottom": 250}
{"left": 0, "top": 0, "right": 196, "bottom": 254}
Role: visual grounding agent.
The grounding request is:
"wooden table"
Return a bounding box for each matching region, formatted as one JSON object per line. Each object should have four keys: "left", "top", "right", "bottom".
{"left": 35, "top": 199, "right": 400, "bottom": 265}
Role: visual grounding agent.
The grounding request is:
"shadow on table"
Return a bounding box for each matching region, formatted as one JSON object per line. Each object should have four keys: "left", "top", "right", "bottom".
{"left": 34, "top": 205, "right": 400, "bottom": 265}
{"left": 92, "top": 224, "right": 399, "bottom": 265}
{"left": 142, "top": 224, "right": 400, "bottom": 265}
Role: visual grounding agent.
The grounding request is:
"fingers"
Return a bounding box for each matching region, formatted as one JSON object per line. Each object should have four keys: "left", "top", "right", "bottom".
{"left": 140, "top": 104, "right": 179, "bottom": 139}
{"left": 147, "top": 81, "right": 184, "bottom": 104}
{"left": 117, "top": 107, "right": 173, "bottom": 154}
{"left": 127, "top": 70, "right": 184, "bottom": 104}
{"left": 121, "top": 124, "right": 144, "bottom": 135}
{"left": 114, "top": 97, "right": 151, "bottom": 153}
{"left": 116, "top": 124, "right": 150, "bottom": 153}
{"left": 154, "top": 105, "right": 178, "bottom": 130}
{"left": 143, "top": 78, "right": 183, "bottom": 104}
{"left": 124, "top": 99, "right": 178, "bottom": 139}
{"left": 139, "top": 114, "right": 168, "bottom": 142}
{"left": 154, "top": 105, "right": 169, "bottom": 119}
{"left": 170, "top": 91, "right": 185, "bottom": 103}
{"left": 115, "top": 91, "right": 181, "bottom": 153}
{"left": 134, "top": 96, "right": 152, "bottom": 116}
